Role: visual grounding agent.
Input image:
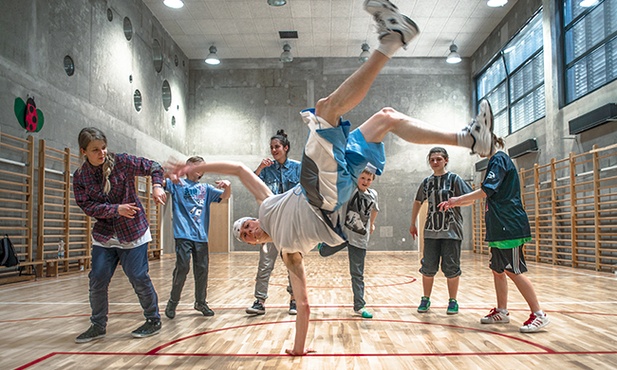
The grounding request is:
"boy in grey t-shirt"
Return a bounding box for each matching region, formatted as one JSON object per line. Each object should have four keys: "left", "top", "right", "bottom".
{"left": 319, "top": 165, "right": 380, "bottom": 319}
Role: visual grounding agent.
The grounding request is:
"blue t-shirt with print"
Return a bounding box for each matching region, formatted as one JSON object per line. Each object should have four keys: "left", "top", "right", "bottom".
{"left": 165, "top": 178, "right": 223, "bottom": 242}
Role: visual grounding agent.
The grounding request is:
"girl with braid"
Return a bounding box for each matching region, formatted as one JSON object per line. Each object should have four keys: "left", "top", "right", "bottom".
{"left": 73, "top": 127, "right": 167, "bottom": 343}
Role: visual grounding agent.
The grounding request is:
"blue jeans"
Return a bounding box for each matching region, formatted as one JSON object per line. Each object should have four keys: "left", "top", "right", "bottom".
{"left": 169, "top": 239, "right": 210, "bottom": 304}
{"left": 319, "top": 242, "right": 367, "bottom": 311}
{"left": 89, "top": 243, "right": 160, "bottom": 328}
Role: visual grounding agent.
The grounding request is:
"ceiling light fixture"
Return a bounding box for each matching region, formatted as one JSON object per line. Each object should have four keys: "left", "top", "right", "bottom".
{"left": 205, "top": 46, "right": 220, "bottom": 65}
{"left": 579, "top": 0, "right": 599, "bottom": 6}
{"left": 163, "top": 0, "right": 184, "bottom": 9}
{"left": 359, "top": 43, "right": 370, "bottom": 63}
{"left": 446, "top": 43, "right": 461, "bottom": 64}
{"left": 268, "top": 0, "right": 287, "bottom": 6}
{"left": 280, "top": 43, "right": 293, "bottom": 63}
{"left": 487, "top": 0, "right": 508, "bottom": 7}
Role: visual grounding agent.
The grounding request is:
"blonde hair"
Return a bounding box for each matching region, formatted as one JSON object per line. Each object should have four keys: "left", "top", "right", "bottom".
{"left": 78, "top": 127, "right": 115, "bottom": 194}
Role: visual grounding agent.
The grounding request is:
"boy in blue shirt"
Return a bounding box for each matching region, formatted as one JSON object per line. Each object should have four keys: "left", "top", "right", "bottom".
{"left": 164, "top": 156, "right": 231, "bottom": 318}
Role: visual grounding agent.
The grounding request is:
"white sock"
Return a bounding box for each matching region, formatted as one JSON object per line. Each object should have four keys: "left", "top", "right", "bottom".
{"left": 534, "top": 310, "right": 545, "bottom": 317}
{"left": 457, "top": 130, "right": 474, "bottom": 149}
{"left": 376, "top": 32, "right": 403, "bottom": 58}
{"left": 497, "top": 308, "right": 508, "bottom": 314}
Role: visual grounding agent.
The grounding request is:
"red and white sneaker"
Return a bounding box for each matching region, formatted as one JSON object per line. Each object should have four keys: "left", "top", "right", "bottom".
{"left": 519, "top": 312, "right": 550, "bottom": 333}
{"left": 480, "top": 307, "right": 510, "bottom": 324}
{"left": 363, "top": 0, "right": 420, "bottom": 48}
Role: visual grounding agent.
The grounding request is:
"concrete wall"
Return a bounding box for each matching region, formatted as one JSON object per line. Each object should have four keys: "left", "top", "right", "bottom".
{"left": 0, "top": 0, "right": 189, "bottom": 159}
{"left": 0, "top": 0, "right": 191, "bottom": 254}
{"left": 187, "top": 57, "right": 476, "bottom": 251}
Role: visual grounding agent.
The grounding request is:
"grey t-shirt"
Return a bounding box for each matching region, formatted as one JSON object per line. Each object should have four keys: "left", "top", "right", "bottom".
{"left": 345, "top": 188, "right": 379, "bottom": 249}
{"left": 415, "top": 172, "right": 472, "bottom": 240}
{"left": 259, "top": 184, "right": 346, "bottom": 254}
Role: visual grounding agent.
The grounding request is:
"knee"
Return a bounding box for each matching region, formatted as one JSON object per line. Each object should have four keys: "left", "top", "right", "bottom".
{"left": 297, "top": 299, "right": 310, "bottom": 315}
{"left": 372, "top": 107, "right": 400, "bottom": 127}
{"left": 375, "top": 107, "right": 398, "bottom": 119}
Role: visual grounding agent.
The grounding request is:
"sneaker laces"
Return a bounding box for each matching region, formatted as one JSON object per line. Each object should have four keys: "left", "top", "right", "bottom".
{"left": 523, "top": 313, "right": 538, "bottom": 326}
{"left": 486, "top": 307, "right": 500, "bottom": 317}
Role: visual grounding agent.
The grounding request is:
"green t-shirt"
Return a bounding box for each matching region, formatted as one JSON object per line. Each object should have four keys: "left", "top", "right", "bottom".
{"left": 489, "top": 237, "right": 532, "bottom": 249}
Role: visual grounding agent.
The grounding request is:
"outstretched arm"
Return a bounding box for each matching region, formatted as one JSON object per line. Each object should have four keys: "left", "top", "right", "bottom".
{"left": 438, "top": 188, "right": 486, "bottom": 211}
{"left": 169, "top": 161, "right": 273, "bottom": 204}
{"left": 281, "top": 252, "right": 315, "bottom": 356}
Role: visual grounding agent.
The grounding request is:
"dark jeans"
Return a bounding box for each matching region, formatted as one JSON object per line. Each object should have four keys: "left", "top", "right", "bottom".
{"left": 89, "top": 243, "right": 160, "bottom": 328}
{"left": 169, "top": 239, "right": 210, "bottom": 304}
{"left": 320, "top": 242, "right": 367, "bottom": 311}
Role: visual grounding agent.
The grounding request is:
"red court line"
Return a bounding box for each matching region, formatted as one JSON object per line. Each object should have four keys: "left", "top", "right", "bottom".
{"left": 14, "top": 318, "right": 616, "bottom": 369}
{"left": 16, "top": 349, "right": 617, "bottom": 369}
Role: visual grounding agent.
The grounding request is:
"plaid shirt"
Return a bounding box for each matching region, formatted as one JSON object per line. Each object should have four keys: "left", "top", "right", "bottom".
{"left": 73, "top": 153, "right": 164, "bottom": 243}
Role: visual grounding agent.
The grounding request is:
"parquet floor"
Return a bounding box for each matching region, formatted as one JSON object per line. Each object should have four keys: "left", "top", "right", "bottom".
{"left": 1, "top": 251, "right": 616, "bottom": 369}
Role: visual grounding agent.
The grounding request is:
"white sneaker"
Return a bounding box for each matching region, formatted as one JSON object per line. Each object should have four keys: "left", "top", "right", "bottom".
{"left": 519, "top": 313, "right": 550, "bottom": 333}
{"left": 463, "top": 99, "right": 494, "bottom": 156}
{"left": 480, "top": 308, "right": 510, "bottom": 324}
{"left": 363, "top": 0, "right": 420, "bottom": 48}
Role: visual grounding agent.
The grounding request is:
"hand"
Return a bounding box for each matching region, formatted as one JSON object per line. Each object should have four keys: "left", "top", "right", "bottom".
{"left": 438, "top": 196, "right": 459, "bottom": 211}
{"left": 409, "top": 224, "right": 418, "bottom": 240}
{"left": 260, "top": 158, "right": 274, "bottom": 169}
{"left": 370, "top": 223, "right": 375, "bottom": 234}
{"left": 215, "top": 180, "right": 231, "bottom": 189}
{"left": 285, "top": 348, "right": 315, "bottom": 356}
{"left": 118, "top": 203, "right": 140, "bottom": 218}
{"left": 164, "top": 160, "right": 189, "bottom": 183}
{"left": 153, "top": 186, "right": 166, "bottom": 205}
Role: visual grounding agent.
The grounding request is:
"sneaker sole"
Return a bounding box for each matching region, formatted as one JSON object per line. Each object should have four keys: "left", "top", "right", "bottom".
{"left": 246, "top": 309, "right": 266, "bottom": 315}
{"left": 447, "top": 311, "right": 459, "bottom": 315}
{"left": 75, "top": 334, "right": 105, "bottom": 344}
{"left": 471, "top": 99, "right": 495, "bottom": 156}
{"left": 288, "top": 310, "right": 298, "bottom": 315}
{"left": 520, "top": 318, "right": 550, "bottom": 333}
{"left": 131, "top": 329, "right": 161, "bottom": 338}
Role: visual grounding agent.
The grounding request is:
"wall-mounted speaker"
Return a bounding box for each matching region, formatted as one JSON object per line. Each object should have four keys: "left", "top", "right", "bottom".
{"left": 508, "top": 138, "right": 538, "bottom": 159}
{"left": 569, "top": 103, "right": 617, "bottom": 135}
{"left": 475, "top": 158, "right": 489, "bottom": 172}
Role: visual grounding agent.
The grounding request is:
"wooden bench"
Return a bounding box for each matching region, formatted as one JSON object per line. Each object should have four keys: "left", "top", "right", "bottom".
{"left": 45, "top": 256, "right": 90, "bottom": 277}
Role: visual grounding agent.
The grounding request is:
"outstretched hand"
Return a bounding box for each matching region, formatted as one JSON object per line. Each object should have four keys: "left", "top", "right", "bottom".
{"left": 285, "top": 348, "right": 316, "bottom": 356}
{"left": 438, "top": 196, "right": 460, "bottom": 211}
{"left": 164, "top": 161, "right": 189, "bottom": 184}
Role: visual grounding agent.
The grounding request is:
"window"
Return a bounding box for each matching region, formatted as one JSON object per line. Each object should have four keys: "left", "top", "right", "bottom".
{"left": 564, "top": 0, "right": 617, "bottom": 103}
{"left": 476, "top": 9, "right": 545, "bottom": 136}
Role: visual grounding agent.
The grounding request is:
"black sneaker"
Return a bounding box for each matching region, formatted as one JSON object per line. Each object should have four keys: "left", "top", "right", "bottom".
{"left": 75, "top": 324, "right": 106, "bottom": 343}
{"left": 289, "top": 300, "right": 297, "bottom": 315}
{"left": 131, "top": 319, "right": 161, "bottom": 338}
{"left": 165, "top": 300, "right": 178, "bottom": 319}
{"left": 246, "top": 299, "right": 266, "bottom": 315}
{"left": 194, "top": 302, "right": 215, "bottom": 316}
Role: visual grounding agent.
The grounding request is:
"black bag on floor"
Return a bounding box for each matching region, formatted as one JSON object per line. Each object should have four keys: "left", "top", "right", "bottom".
{"left": 1, "top": 234, "right": 19, "bottom": 267}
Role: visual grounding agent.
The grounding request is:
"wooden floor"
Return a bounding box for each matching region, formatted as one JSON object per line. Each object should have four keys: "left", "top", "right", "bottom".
{"left": 1, "top": 251, "right": 616, "bottom": 369}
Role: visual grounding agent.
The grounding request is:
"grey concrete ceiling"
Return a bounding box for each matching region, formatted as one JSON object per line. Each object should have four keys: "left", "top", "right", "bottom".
{"left": 143, "top": 0, "right": 518, "bottom": 61}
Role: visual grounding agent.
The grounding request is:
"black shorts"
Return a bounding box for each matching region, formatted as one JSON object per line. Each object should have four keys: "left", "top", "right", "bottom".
{"left": 489, "top": 245, "right": 528, "bottom": 274}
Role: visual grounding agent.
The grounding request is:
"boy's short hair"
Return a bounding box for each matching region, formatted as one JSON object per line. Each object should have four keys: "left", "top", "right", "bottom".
{"left": 362, "top": 163, "right": 377, "bottom": 179}
{"left": 186, "top": 156, "right": 205, "bottom": 165}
